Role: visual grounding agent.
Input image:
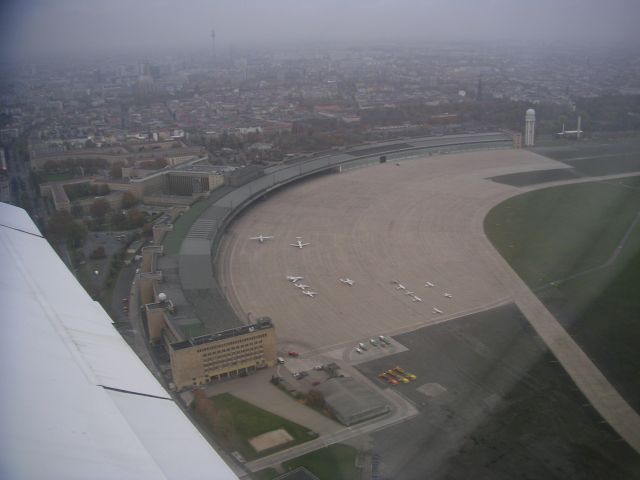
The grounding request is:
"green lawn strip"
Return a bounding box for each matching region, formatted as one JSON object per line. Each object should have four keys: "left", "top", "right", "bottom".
{"left": 162, "top": 198, "right": 211, "bottom": 254}
{"left": 39, "top": 173, "right": 76, "bottom": 182}
{"left": 201, "top": 393, "right": 318, "bottom": 461}
{"left": 484, "top": 179, "right": 640, "bottom": 289}
{"left": 281, "top": 444, "right": 361, "bottom": 480}
{"left": 250, "top": 468, "right": 279, "bottom": 480}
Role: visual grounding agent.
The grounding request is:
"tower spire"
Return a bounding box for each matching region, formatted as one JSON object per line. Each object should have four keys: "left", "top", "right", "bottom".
{"left": 211, "top": 27, "right": 216, "bottom": 63}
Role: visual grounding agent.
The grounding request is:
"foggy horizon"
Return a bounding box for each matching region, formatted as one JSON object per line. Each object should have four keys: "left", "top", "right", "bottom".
{"left": 2, "top": 0, "right": 640, "bottom": 61}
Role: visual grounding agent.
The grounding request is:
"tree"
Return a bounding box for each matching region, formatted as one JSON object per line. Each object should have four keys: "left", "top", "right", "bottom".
{"left": 306, "top": 389, "right": 325, "bottom": 410}
{"left": 110, "top": 211, "right": 127, "bottom": 230}
{"left": 46, "top": 210, "right": 87, "bottom": 248}
{"left": 46, "top": 210, "right": 75, "bottom": 242}
{"left": 110, "top": 161, "right": 124, "bottom": 179}
{"left": 121, "top": 191, "right": 137, "bottom": 209}
{"left": 70, "top": 203, "right": 84, "bottom": 218}
{"left": 90, "top": 198, "right": 111, "bottom": 222}
{"left": 89, "top": 245, "right": 106, "bottom": 259}
{"left": 97, "top": 184, "right": 110, "bottom": 196}
{"left": 67, "top": 220, "right": 88, "bottom": 248}
{"left": 125, "top": 208, "right": 147, "bottom": 228}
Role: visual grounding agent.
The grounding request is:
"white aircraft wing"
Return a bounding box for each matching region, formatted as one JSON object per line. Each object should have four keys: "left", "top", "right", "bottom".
{"left": 0, "top": 203, "right": 237, "bottom": 480}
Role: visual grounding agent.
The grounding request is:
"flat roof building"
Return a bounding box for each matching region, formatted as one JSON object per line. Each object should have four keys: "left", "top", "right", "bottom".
{"left": 313, "top": 377, "right": 389, "bottom": 426}
{"left": 140, "top": 245, "right": 277, "bottom": 390}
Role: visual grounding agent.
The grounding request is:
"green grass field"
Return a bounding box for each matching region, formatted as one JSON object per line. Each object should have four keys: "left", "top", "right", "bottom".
{"left": 198, "top": 393, "right": 318, "bottom": 461}
{"left": 485, "top": 177, "right": 640, "bottom": 289}
{"left": 485, "top": 176, "right": 640, "bottom": 411}
{"left": 281, "top": 444, "right": 360, "bottom": 480}
{"left": 39, "top": 172, "right": 77, "bottom": 183}
{"left": 250, "top": 468, "right": 279, "bottom": 480}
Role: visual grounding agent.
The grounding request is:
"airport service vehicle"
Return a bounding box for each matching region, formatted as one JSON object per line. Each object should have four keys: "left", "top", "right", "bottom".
{"left": 358, "top": 342, "right": 368, "bottom": 351}
{"left": 378, "top": 373, "right": 399, "bottom": 385}
{"left": 379, "top": 335, "right": 392, "bottom": 345}
{"left": 355, "top": 347, "right": 363, "bottom": 354}
{"left": 288, "top": 351, "right": 299, "bottom": 357}
{"left": 387, "top": 370, "right": 410, "bottom": 383}
{"left": 370, "top": 338, "right": 379, "bottom": 346}
{"left": 393, "top": 366, "right": 417, "bottom": 380}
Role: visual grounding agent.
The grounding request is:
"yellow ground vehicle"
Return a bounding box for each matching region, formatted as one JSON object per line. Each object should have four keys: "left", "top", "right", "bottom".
{"left": 394, "top": 366, "right": 417, "bottom": 380}
{"left": 387, "top": 369, "right": 410, "bottom": 383}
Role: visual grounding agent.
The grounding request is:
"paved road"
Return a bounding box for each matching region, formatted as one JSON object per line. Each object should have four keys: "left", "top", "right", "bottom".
{"left": 222, "top": 148, "right": 640, "bottom": 454}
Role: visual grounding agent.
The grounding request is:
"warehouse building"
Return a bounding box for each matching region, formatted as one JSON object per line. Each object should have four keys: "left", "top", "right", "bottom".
{"left": 313, "top": 377, "right": 389, "bottom": 426}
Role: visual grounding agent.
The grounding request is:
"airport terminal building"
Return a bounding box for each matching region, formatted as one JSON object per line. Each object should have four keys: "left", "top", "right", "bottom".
{"left": 140, "top": 245, "right": 277, "bottom": 390}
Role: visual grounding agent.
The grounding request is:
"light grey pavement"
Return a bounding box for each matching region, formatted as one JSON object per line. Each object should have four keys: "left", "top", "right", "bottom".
{"left": 203, "top": 368, "right": 342, "bottom": 437}
{"left": 220, "top": 148, "right": 640, "bottom": 454}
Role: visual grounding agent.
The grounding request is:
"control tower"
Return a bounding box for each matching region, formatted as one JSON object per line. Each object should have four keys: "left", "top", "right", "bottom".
{"left": 524, "top": 108, "right": 536, "bottom": 147}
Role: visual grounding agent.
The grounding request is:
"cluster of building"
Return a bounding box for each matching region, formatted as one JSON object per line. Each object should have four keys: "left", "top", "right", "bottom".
{"left": 2, "top": 42, "right": 632, "bottom": 163}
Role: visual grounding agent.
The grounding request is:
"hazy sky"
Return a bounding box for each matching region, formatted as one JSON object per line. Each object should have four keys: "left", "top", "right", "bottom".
{"left": 2, "top": 0, "right": 640, "bottom": 58}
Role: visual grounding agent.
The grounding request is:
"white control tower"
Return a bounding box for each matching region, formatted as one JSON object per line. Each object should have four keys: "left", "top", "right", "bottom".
{"left": 524, "top": 108, "right": 536, "bottom": 147}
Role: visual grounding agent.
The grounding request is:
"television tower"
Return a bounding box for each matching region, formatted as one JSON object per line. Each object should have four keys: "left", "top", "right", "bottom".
{"left": 524, "top": 108, "right": 536, "bottom": 147}
{"left": 211, "top": 27, "right": 216, "bottom": 63}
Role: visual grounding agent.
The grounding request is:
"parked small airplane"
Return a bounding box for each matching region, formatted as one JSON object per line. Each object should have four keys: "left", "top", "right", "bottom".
{"left": 286, "top": 275, "right": 304, "bottom": 283}
{"left": 443, "top": 293, "right": 453, "bottom": 298}
{"left": 411, "top": 295, "right": 423, "bottom": 302}
{"left": 395, "top": 284, "right": 407, "bottom": 291}
{"left": 294, "top": 283, "right": 310, "bottom": 290}
{"left": 339, "top": 278, "right": 355, "bottom": 286}
{"left": 302, "top": 290, "right": 318, "bottom": 297}
{"left": 405, "top": 291, "right": 415, "bottom": 296}
{"left": 290, "top": 237, "right": 310, "bottom": 249}
{"left": 425, "top": 282, "right": 435, "bottom": 288}
{"left": 249, "top": 234, "right": 274, "bottom": 243}
{"left": 432, "top": 307, "right": 443, "bottom": 314}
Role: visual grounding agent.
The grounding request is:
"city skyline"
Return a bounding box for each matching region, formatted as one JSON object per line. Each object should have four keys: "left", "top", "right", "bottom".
{"left": 2, "top": 0, "right": 640, "bottom": 60}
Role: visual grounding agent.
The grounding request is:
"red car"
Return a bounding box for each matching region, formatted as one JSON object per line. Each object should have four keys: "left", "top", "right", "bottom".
{"left": 288, "top": 351, "right": 299, "bottom": 357}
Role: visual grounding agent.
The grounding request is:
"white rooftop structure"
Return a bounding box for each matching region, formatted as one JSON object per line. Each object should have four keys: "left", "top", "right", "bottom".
{"left": 0, "top": 202, "right": 237, "bottom": 480}
{"left": 524, "top": 108, "right": 536, "bottom": 147}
